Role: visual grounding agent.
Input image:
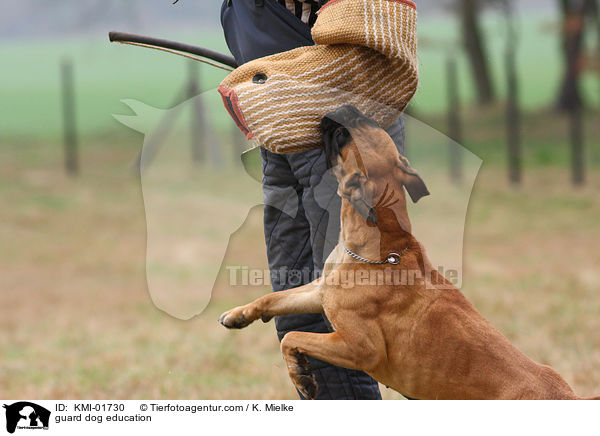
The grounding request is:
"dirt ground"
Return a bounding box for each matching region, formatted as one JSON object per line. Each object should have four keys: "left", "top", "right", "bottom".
{"left": 1, "top": 139, "right": 599, "bottom": 400}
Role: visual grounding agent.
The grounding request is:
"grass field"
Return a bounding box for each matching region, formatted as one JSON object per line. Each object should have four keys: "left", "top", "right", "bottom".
{"left": 1, "top": 126, "right": 599, "bottom": 399}
{"left": 1, "top": 13, "right": 598, "bottom": 143}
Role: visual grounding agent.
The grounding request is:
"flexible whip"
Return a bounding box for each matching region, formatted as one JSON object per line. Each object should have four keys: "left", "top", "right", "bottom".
{"left": 108, "top": 31, "right": 238, "bottom": 71}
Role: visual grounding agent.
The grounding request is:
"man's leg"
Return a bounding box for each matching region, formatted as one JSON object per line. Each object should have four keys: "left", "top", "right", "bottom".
{"left": 262, "top": 147, "right": 381, "bottom": 400}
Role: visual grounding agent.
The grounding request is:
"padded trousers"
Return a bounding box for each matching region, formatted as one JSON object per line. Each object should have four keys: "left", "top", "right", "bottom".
{"left": 222, "top": 0, "right": 405, "bottom": 399}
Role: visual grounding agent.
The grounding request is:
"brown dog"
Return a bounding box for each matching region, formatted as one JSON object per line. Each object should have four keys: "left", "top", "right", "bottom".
{"left": 219, "top": 106, "right": 598, "bottom": 400}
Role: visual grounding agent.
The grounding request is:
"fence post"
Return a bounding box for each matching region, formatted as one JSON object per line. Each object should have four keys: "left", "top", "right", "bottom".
{"left": 446, "top": 56, "right": 463, "bottom": 184}
{"left": 504, "top": 1, "right": 522, "bottom": 185}
{"left": 61, "top": 58, "right": 79, "bottom": 176}
{"left": 569, "top": 107, "right": 585, "bottom": 185}
{"left": 505, "top": 44, "right": 522, "bottom": 184}
{"left": 188, "top": 61, "right": 205, "bottom": 165}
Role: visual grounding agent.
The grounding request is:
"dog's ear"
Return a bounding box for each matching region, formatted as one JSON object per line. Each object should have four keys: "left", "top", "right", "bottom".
{"left": 321, "top": 116, "right": 352, "bottom": 169}
{"left": 396, "top": 155, "right": 429, "bottom": 203}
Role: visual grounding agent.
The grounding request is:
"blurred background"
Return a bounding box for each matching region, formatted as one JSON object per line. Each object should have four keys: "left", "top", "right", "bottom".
{"left": 1, "top": 0, "right": 599, "bottom": 399}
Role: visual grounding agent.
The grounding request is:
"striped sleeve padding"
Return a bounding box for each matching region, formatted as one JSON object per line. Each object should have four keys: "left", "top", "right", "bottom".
{"left": 219, "top": 0, "right": 419, "bottom": 154}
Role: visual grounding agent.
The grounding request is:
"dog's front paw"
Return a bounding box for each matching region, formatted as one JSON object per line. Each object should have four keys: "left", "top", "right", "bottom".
{"left": 218, "top": 308, "right": 253, "bottom": 329}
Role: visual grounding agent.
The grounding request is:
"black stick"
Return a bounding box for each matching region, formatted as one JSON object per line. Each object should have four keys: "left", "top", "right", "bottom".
{"left": 108, "top": 31, "right": 238, "bottom": 69}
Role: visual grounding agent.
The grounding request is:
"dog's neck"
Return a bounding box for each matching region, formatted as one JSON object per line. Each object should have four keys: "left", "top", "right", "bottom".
{"left": 341, "top": 180, "right": 413, "bottom": 262}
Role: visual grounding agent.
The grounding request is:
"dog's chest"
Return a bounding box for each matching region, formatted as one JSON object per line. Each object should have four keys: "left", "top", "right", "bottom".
{"left": 321, "top": 249, "right": 395, "bottom": 323}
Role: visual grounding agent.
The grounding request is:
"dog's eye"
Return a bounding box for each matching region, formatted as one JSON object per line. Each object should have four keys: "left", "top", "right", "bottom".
{"left": 346, "top": 173, "right": 362, "bottom": 188}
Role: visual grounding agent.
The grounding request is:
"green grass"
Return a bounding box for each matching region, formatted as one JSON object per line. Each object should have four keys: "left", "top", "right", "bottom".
{"left": 418, "top": 105, "right": 600, "bottom": 169}
{"left": 0, "top": 31, "right": 230, "bottom": 141}
{"left": 1, "top": 12, "right": 599, "bottom": 145}
{"left": 415, "top": 12, "right": 600, "bottom": 112}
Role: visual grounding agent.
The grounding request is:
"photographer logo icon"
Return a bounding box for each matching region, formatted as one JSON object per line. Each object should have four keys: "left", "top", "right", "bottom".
{"left": 3, "top": 402, "right": 50, "bottom": 434}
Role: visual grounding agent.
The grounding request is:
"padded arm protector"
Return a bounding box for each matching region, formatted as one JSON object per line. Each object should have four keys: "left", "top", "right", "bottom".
{"left": 219, "top": 0, "right": 418, "bottom": 154}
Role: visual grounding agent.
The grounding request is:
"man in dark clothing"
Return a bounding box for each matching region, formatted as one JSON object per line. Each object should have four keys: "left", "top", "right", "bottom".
{"left": 220, "top": 0, "right": 405, "bottom": 400}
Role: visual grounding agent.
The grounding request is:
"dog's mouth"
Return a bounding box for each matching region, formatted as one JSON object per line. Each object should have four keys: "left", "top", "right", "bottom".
{"left": 320, "top": 105, "right": 379, "bottom": 169}
{"left": 322, "top": 105, "right": 379, "bottom": 130}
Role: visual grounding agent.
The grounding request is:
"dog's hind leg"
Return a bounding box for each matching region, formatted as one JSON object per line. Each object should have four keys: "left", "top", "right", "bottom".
{"left": 219, "top": 280, "right": 323, "bottom": 329}
{"left": 280, "top": 331, "right": 378, "bottom": 399}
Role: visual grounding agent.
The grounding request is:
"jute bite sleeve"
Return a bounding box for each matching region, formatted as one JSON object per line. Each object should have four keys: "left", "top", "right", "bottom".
{"left": 219, "top": 0, "right": 418, "bottom": 154}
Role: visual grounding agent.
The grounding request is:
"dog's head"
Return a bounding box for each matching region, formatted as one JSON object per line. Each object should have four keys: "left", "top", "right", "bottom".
{"left": 320, "top": 106, "right": 429, "bottom": 225}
